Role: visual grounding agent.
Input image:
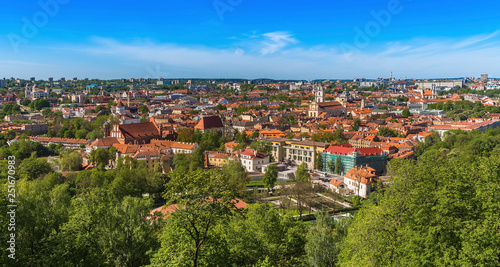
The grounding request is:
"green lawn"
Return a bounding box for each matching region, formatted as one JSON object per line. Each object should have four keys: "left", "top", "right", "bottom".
{"left": 246, "top": 179, "right": 267, "bottom": 187}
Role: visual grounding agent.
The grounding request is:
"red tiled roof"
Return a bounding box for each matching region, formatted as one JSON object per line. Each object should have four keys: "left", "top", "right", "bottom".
{"left": 30, "top": 136, "right": 90, "bottom": 144}
{"left": 88, "top": 137, "right": 119, "bottom": 147}
{"left": 119, "top": 122, "right": 161, "bottom": 139}
{"left": 357, "top": 147, "right": 384, "bottom": 156}
{"left": 344, "top": 167, "right": 378, "bottom": 185}
{"left": 234, "top": 148, "right": 268, "bottom": 159}
{"left": 329, "top": 178, "right": 345, "bottom": 187}
{"left": 324, "top": 144, "right": 383, "bottom": 156}
{"left": 194, "top": 116, "right": 224, "bottom": 130}
{"left": 323, "top": 144, "right": 355, "bottom": 155}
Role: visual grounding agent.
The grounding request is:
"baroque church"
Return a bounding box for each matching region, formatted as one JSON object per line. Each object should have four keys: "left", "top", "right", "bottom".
{"left": 308, "top": 85, "right": 347, "bottom": 118}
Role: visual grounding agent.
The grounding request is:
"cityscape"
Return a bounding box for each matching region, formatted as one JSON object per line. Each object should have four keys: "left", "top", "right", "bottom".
{"left": 2, "top": 0, "right": 500, "bottom": 266}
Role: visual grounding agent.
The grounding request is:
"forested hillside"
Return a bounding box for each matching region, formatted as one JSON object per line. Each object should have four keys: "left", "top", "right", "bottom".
{"left": 1, "top": 128, "right": 500, "bottom": 266}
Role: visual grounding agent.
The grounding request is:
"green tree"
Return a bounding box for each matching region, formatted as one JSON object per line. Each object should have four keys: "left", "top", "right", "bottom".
{"left": 262, "top": 164, "right": 278, "bottom": 191}
{"left": 75, "top": 129, "right": 89, "bottom": 139}
{"left": 177, "top": 128, "right": 194, "bottom": 142}
{"left": 221, "top": 160, "right": 249, "bottom": 197}
{"left": 315, "top": 153, "right": 323, "bottom": 170}
{"left": 20, "top": 98, "right": 31, "bottom": 106}
{"left": 153, "top": 169, "right": 239, "bottom": 267}
{"left": 220, "top": 204, "right": 308, "bottom": 266}
{"left": 89, "top": 148, "right": 109, "bottom": 167}
{"left": 18, "top": 155, "right": 53, "bottom": 180}
{"left": 327, "top": 159, "right": 336, "bottom": 173}
{"left": 295, "top": 162, "right": 310, "bottom": 182}
{"left": 339, "top": 149, "right": 500, "bottom": 266}
{"left": 335, "top": 157, "right": 342, "bottom": 174}
{"left": 101, "top": 196, "right": 160, "bottom": 266}
{"left": 352, "top": 118, "right": 361, "bottom": 131}
{"left": 402, "top": 109, "right": 411, "bottom": 118}
{"left": 304, "top": 211, "right": 350, "bottom": 267}
{"left": 140, "top": 104, "right": 149, "bottom": 114}
{"left": 60, "top": 150, "right": 83, "bottom": 171}
{"left": 10, "top": 174, "right": 71, "bottom": 265}
{"left": 377, "top": 126, "right": 398, "bottom": 137}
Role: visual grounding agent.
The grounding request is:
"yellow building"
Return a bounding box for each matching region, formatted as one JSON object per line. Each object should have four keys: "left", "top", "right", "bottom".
{"left": 204, "top": 151, "right": 234, "bottom": 168}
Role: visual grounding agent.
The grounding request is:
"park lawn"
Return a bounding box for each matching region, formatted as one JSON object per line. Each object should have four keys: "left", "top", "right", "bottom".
{"left": 246, "top": 179, "right": 267, "bottom": 187}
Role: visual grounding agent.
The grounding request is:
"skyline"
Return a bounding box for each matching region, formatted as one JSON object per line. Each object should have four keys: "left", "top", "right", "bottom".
{"left": 2, "top": 0, "right": 500, "bottom": 79}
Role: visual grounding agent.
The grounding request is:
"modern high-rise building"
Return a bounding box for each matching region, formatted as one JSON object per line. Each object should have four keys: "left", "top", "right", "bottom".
{"left": 0, "top": 78, "right": 5, "bottom": 88}
{"left": 481, "top": 74, "right": 488, "bottom": 81}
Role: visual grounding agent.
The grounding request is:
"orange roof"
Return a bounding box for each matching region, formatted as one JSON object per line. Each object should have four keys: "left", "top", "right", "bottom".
{"left": 344, "top": 167, "right": 378, "bottom": 185}
{"left": 113, "top": 143, "right": 140, "bottom": 154}
{"left": 88, "top": 137, "right": 119, "bottom": 147}
{"left": 329, "top": 178, "right": 345, "bottom": 187}
{"left": 224, "top": 141, "right": 238, "bottom": 148}
{"left": 194, "top": 116, "right": 224, "bottom": 130}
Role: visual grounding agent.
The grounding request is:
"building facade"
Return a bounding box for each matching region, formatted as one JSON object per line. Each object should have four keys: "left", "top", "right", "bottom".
{"left": 233, "top": 148, "right": 269, "bottom": 173}
{"left": 321, "top": 144, "right": 387, "bottom": 175}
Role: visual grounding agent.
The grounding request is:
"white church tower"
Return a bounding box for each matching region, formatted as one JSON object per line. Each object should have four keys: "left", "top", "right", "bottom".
{"left": 25, "top": 85, "right": 32, "bottom": 100}
{"left": 314, "top": 85, "right": 325, "bottom": 103}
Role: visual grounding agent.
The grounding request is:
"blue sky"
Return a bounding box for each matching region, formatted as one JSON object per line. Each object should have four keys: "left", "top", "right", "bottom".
{"left": 1, "top": 0, "right": 500, "bottom": 80}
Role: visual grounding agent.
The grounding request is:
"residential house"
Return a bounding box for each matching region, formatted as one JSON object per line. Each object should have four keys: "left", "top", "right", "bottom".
{"left": 343, "top": 166, "right": 379, "bottom": 198}
{"left": 194, "top": 115, "right": 225, "bottom": 134}
{"left": 233, "top": 148, "right": 269, "bottom": 173}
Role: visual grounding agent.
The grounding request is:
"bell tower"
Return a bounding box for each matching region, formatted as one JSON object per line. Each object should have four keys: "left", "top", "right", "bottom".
{"left": 315, "top": 85, "right": 325, "bottom": 103}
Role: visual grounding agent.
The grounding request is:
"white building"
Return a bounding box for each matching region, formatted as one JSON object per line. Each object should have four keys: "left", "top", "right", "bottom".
{"left": 415, "top": 80, "right": 464, "bottom": 90}
{"left": 343, "top": 166, "right": 378, "bottom": 198}
{"left": 233, "top": 148, "right": 269, "bottom": 173}
{"left": 171, "top": 142, "right": 198, "bottom": 154}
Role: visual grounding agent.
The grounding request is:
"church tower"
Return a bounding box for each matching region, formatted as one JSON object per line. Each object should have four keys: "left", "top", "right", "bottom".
{"left": 314, "top": 85, "right": 325, "bottom": 103}
{"left": 25, "top": 85, "right": 32, "bottom": 99}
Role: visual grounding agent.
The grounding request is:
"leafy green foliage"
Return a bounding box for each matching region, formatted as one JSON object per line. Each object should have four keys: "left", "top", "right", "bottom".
{"left": 263, "top": 164, "right": 278, "bottom": 191}
{"left": 60, "top": 150, "right": 83, "bottom": 171}
{"left": 315, "top": 153, "right": 323, "bottom": 170}
{"left": 352, "top": 118, "right": 361, "bottom": 131}
{"left": 339, "top": 130, "right": 500, "bottom": 266}
{"left": 295, "top": 162, "right": 310, "bottom": 182}
{"left": 304, "top": 211, "right": 350, "bottom": 267}
{"left": 402, "top": 109, "right": 411, "bottom": 118}
{"left": 377, "top": 126, "right": 398, "bottom": 137}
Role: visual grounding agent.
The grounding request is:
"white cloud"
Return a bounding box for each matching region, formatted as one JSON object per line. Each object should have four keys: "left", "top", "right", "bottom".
{"left": 259, "top": 31, "right": 298, "bottom": 55}
{"left": 5, "top": 31, "right": 500, "bottom": 79}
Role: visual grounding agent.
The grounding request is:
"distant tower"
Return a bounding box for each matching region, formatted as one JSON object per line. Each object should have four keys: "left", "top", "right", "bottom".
{"left": 431, "top": 84, "right": 436, "bottom": 98}
{"left": 25, "top": 85, "right": 32, "bottom": 99}
{"left": 103, "top": 121, "right": 110, "bottom": 137}
{"left": 314, "top": 85, "right": 325, "bottom": 103}
{"left": 116, "top": 100, "right": 125, "bottom": 115}
{"left": 127, "top": 93, "right": 130, "bottom": 107}
{"left": 360, "top": 98, "right": 366, "bottom": 109}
